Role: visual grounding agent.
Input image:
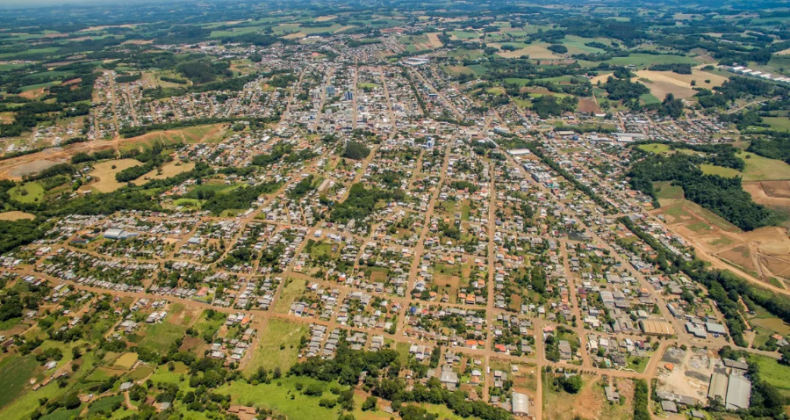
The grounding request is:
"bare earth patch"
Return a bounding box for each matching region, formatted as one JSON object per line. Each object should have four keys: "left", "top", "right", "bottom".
{"left": 0, "top": 211, "right": 35, "bottom": 221}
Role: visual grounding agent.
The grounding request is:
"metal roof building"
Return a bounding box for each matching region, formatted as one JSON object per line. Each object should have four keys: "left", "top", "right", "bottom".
{"left": 639, "top": 319, "right": 676, "bottom": 336}
{"left": 512, "top": 392, "right": 530, "bottom": 417}
{"left": 726, "top": 374, "right": 752, "bottom": 410}
{"left": 708, "top": 369, "right": 728, "bottom": 403}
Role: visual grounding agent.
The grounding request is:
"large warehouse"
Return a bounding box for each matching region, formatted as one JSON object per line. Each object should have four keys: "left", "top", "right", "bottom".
{"left": 639, "top": 319, "right": 676, "bottom": 337}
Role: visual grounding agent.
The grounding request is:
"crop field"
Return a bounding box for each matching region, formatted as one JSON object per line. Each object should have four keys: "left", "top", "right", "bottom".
{"left": 113, "top": 352, "right": 139, "bottom": 369}
{"left": 635, "top": 69, "right": 728, "bottom": 99}
{"left": 0, "top": 355, "right": 38, "bottom": 411}
{"left": 607, "top": 54, "right": 698, "bottom": 67}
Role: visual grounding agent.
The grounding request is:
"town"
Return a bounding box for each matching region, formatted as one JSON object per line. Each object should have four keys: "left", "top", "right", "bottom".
{"left": 0, "top": 2, "right": 790, "bottom": 420}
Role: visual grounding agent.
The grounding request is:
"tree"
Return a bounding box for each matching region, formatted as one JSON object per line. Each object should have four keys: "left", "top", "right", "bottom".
{"left": 560, "top": 375, "right": 583, "bottom": 394}
{"left": 362, "top": 396, "right": 378, "bottom": 411}
{"left": 343, "top": 141, "right": 371, "bottom": 160}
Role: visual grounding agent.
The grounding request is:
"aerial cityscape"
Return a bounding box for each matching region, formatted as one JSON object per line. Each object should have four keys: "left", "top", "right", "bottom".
{"left": 0, "top": 1, "right": 789, "bottom": 420}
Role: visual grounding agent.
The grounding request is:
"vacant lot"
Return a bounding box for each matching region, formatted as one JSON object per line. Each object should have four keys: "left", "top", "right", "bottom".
{"left": 274, "top": 278, "right": 307, "bottom": 313}
{"left": 243, "top": 319, "right": 307, "bottom": 375}
{"left": 138, "top": 320, "right": 187, "bottom": 353}
{"left": 87, "top": 159, "right": 143, "bottom": 193}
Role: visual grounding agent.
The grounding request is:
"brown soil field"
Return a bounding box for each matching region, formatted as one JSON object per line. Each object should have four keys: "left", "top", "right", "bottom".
{"left": 19, "top": 87, "right": 47, "bottom": 100}
{"left": 86, "top": 158, "right": 143, "bottom": 193}
{"left": 776, "top": 48, "right": 790, "bottom": 56}
{"left": 635, "top": 70, "right": 728, "bottom": 100}
{"left": 315, "top": 15, "right": 337, "bottom": 22}
{"left": 495, "top": 43, "right": 561, "bottom": 59}
{"left": 132, "top": 161, "right": 195, "bottom": 185}
{"left": 427, "top": 33, "right": 444, "bottom": 48}
{"left": 0, "top": 211, "right": 35, "bottom": 220}
{"left": 122, "top": 40, "right": 153, "bottom": 45}
{"left": 578, "top": 98, "right": 601, "bottom": 113}
{"left": 653, "top": 197, "right": 790, "bottom": 285}
{"left": 751, "top": 181, "right": 790, "bottom": 198}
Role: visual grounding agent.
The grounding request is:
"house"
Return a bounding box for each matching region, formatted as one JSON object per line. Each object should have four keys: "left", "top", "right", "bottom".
{"left": 558, "top": 340, "right": 572, "bottom": 360}
{"left": 440, "top": 368, "right": 459, "bottom": 391}
{"left": 605, "top": 386, "right": 620, "bottom": 402}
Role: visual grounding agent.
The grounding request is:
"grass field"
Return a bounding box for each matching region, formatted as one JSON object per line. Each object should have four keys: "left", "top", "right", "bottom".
{"left": 752, "top": 355, "right": 790, "bottom": 396}
{"left": 87, "top": 159, "right": 143, "bottom": 193}
{"left": 0, "top": 355, "right": 38, "bottom": 411}
{"left": 741, "top": 154, "right": 790, "bottom": 181}
{"left": 654, "top": 181, "right": 684, "bottom": 200}
{"left": 138, "top": 321, "right": 187, "bottom": 353}
{"left": 9, "top": 181, "right": 44, "bottom": 203}
{"left": 700, "top": 164, "right": 740, "bottom": 178}
{"left": 638, "top": 143, "right": 671, "bottom": 154}
{"left": 764, "top": 117, "right": 790, "bottom": 132}
{"left": 132, "top": 161, "right": 195, "bottom": 185}
{"left": 217, "top": 377, "right": 347, "bottom": 419}
{"left": 243, "top": 319, "right": 307, "bottom": 375}
{"left": 274, "top": 278, "right": 307, "bottom": 313}
{"left": 607, "top": 54, "right": 698, "bottom": 67}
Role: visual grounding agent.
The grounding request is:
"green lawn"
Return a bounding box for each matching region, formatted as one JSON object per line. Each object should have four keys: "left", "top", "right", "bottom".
{"left": 9, "top": 182, "right": 44, "bottom": 204}
{"left": 243, "top": 318, "right": 307, "bottom": 375}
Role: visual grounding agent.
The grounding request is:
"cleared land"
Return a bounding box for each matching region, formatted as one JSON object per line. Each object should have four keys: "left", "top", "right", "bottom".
{"left": 86, "top": 159, "right": 143, "bottom": 193}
